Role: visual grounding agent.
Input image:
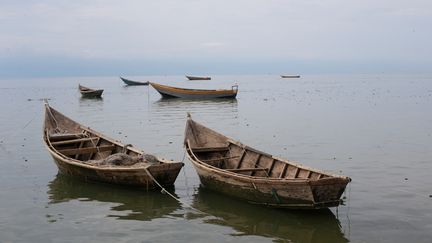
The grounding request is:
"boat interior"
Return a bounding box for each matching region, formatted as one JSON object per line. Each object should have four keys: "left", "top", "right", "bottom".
{"left": 47, "top": 130, "right": 141, "bottom": 162}
{"left": 188, "top": 140, "right": 329, "bottom": 180}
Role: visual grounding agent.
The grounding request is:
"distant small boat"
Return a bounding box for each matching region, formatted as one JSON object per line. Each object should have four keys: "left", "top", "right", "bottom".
{"left": 78, "top": 84, "right": 103, "bottom": 98}
{"left": 150, "top": 82, "right": 238, "bottom": 99}
{"left": 186, "top": 75, "right": 211, "bottom": 80}
{"left": 43, "top": 102, "right": 184, "bottom": 188}
{"left": 184, "top": 114, "right": 351, "bottom": 209}
{"left": 281, "top": 75, "right": 301, "bottom": 78}
{"left": 120, "top": 77, "right": 149, "bottom": 86}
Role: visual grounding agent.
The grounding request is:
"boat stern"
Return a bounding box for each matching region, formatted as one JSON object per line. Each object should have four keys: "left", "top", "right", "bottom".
{"left": 309, "top": 177, "right": 351, "bottom": 208}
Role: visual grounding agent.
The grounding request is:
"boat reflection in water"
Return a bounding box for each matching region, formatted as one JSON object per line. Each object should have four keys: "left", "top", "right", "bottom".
{"left": 152, "top": 98, "right": 238, "bottom": 115}
{"left": 151, "top": 98, "right": 238, "bottom": 126}
{"left": 190, "top": 187, "right": 348, "bottom": 242}
{"left": 47, "top": 174, "right": 181, "bottom": 221}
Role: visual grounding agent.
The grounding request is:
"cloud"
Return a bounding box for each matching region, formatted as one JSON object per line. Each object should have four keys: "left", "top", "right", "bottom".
{"left": 1, "top": 0, "right": 431, "bottom": 76}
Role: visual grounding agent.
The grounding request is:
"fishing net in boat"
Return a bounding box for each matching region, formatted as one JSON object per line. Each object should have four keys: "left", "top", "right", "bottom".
{"left": 88, "top": 153, "right": 159, "bottom": 166}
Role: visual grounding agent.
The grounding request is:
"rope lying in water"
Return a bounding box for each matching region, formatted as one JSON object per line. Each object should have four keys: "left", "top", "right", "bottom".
{"left": 143, "top": 166, "right": 207, "bottom": 215}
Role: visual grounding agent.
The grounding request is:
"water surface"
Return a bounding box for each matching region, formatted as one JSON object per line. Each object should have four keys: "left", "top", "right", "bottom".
{"left": 0, "top": 74, "right": 431, "bottom": 242}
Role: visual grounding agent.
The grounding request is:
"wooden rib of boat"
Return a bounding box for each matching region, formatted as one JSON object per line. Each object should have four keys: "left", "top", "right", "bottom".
{"left": 186, "top": 75, "right": 211, "bottom": 80}
{"left": 184, "top": 114, "right": 351, "bottom": 209}
{"left": 281, "top": 75, "right": 301, "bottom": 78}
{"left": 150, "top": 82, "right": 238, "bottom": 99}
{"left": 43, "top": 102, "right": 184, "bottom": 188}
{"left": 78, "top": 84, "right": 104, "bottom": 98}
{"left": 120, "top": 77, "right": 149, "bottom": 86}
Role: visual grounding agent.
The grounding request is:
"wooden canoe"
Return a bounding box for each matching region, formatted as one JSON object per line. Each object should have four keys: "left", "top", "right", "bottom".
{"left": 184, "top": 115, "right": 351, "bottom": 209}
{"left": 150, "top": 82, "right": 238, "bottom": 99}
{"left": 186, "top": 75, "right": 211, "bottom": 80}
{"left": 43, "top": 102, "right": 184, "bottom": 188}
{"left": 78, "top": 84, "right": 104, "bottom": 98}
{"left": 120, "top": 77, "right": 149, "bottom": 86}
{"left": 281, "top": 75, "right": 301, "bottom": 78}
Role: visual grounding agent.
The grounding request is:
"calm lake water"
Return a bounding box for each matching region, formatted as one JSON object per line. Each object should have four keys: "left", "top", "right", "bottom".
{"left": 0, "top": 74, "right": 431, "bottom": 242}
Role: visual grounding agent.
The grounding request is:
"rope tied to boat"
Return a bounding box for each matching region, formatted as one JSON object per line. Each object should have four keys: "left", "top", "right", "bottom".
{"left": 81, "top": 131, "right": 101, "bottom": 154}
{"left": 143, "top": 166, "right": 207, "bottom": 215}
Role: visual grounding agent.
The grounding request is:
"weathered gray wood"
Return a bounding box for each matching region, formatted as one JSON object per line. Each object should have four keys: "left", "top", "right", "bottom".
{"left": 49, "top": 133, "right": 84, "bottom": 141}
{"left": 250, "top": 154, "right": 262, "bottom": 176}
{"left": 226, "top": 168, "right": 269, "bottom": 172}
{"left": 191, "top": 146, "right": 229, "bottom": 153}
{"left": 51, "top": 137, "right": 98, "bottom": 146}
{"left": 44, "top": 103, "right": 184, "bottom": 188}
{"left": 183, "top": 115, "right": 351, "bottom": 209}
{"left": 235, "top": 149, "right": 247, "bottom": 169}
{"left": 279, "top": 163, "right": 288, "bottom": 178}
{"left": 56, "top": 145, "right": 115, "bottom": 155}
{"left": 268, "top": 158, "right": 276, "bottom": 175}
{"left": 294, "top": 167, "right": 300, "bottom": 178}
{"left": 201, "top": 156, "right": 239, "bottom": 163}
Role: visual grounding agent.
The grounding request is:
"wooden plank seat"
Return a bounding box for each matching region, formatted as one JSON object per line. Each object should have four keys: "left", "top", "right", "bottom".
{"left": 51, "top": 137, "right": 98, "bottom": 146}
{"left": 226, "top": 168, "right": 269, "bottom": 173}
{"left": 56, "top": 145, "right": 115, "bottom": 156}
{"left": 201, "top": 156, "right": 239, "bottom": 162}
{"left": 49, "top": 133, "right": 85, "bottom": 142}
{"left": 191, "top": 146, "right": 229, "bottom": 153}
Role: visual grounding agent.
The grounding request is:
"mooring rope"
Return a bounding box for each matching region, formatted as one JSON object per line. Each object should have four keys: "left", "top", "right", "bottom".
{"left": 143, "top": 166, "right": 207, "bottom": 215}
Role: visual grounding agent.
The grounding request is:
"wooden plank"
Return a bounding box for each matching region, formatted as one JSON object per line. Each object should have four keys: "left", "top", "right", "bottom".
{"left": 268, "top": 159, "right": 276, "bottom": 175}
{"left": 87, "top": 137, "right": 101, "bottom": 160}
{"left": 191, "top": 146, "right": 229, "bottom": 153}
{"left": 279, "top": 164, "right": 288, "bottom": 178}
{"left": 305, "top": 171, "right": 311, "bottom": 178}
{"left": 293, "top": 167, "right": 300, "bottom": 178}
{"left": 49, "top": 133, "right": 84, "bottom": 141}
{"left": 235, "top": 149, "right": 247, "bottom": 169}
{"left": 51, "top": 137, "right": 98, "bottom": 146}
{"left": 226, "top": 168, "right": 269, "bottom": 172}
{"left": 250, "top": 154, "right": 262, "bottom": 176}
{"left": 201, "top": 156, "right": 239, "bottom": 163}
{"left": 57, "top": 145, "right": 115, "bottom": 156}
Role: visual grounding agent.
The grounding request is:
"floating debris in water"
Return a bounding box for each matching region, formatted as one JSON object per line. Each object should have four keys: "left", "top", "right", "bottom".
{"left": 404, "top": 178, "right": 408, "bottom": 181}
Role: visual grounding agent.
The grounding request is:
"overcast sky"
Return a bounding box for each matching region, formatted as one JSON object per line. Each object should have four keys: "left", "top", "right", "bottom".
{"left": 1, "top": 0, "right": 431, "bottom": 77}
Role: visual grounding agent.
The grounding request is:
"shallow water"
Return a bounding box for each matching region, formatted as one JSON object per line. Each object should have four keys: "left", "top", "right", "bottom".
{"left": 0, "top": 74, "right": 431, "bottom": 242}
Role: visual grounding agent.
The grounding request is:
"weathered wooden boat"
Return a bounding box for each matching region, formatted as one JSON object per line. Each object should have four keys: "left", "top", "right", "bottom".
{"left": 78, "top": 84, "right": 104, "bottom": 98}
{"left": 43, "top": 102, "right": 184, "bottom": 188}
{"left": 150, "top": 82, "right": 238, "bottom": 99}
{"left": 184, "top": 115, "right": 351, "bottom": 209}
{"left": 281, "top": 75, "right": 301, "bottom": 78}
{"left": 120, "top": 77, "right": 149, "bottom": 86}
{"left": 186, "top": 75, "right": 211, "bottom": 80}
